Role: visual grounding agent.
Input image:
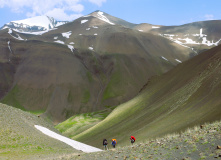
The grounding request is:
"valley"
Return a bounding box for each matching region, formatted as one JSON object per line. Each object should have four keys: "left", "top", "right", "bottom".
{"left": 0, "top": 10, "right": 221, "bottom": 159}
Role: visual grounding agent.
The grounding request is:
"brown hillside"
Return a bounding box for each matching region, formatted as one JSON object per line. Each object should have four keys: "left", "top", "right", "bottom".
{"left": 0, "top": 13, "right": 213, "bottom": 123}
{"left": 73, "top": 44, "right": 221, "bottom": 148}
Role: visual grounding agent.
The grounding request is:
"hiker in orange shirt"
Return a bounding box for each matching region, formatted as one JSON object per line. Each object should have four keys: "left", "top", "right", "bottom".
{"left": 111, "top": 139, "right": 117, "bottom": 148}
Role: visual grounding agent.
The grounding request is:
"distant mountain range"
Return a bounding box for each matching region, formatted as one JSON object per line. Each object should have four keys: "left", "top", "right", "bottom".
{"left": 1, "top": 15, "right": 68, "bottom": 32}
{"left": 0, "top": 10, "right": 221, "bottom": 123}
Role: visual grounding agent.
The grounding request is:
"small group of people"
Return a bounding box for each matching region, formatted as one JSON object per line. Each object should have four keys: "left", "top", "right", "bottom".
{"left": 103, "top": 138, "right": 117, "bottom": 150}
{"left": 103, "top": 136, "right": 136, "bottom": 150}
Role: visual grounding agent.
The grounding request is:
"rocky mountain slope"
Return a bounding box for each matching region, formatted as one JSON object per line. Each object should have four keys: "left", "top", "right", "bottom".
{"left": 73, "top": 121, "right": 221, "bottom": 160}
{"left": 0, "top": 11, "right": 221, "bottom": 123}
{"left": 72, "top": 43, "right": 221, "bottom": 148}
{"left": 135, "top": 20, "right": 221, "bottom": 54}
{"left": 0, "top": 11, "right": 189, "bottom": 123}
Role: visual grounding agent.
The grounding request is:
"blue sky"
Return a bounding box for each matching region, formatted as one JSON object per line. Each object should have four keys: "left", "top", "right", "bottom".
{"left": 1, "top": 0, "right": 221, "bottom": 27}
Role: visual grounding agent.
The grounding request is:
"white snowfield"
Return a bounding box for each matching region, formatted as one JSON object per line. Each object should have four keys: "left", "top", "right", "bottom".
{"left": 11, "top": 16, "right": 60, "bottom": 30}
{"left": 35, "top": 125, "right": 102, "bottom": 153}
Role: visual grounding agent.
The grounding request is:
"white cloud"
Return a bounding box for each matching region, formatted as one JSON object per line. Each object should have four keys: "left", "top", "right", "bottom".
{"left": 0, "top": 0, "right": 107, "bottom": 21}
{"left": 0, "top": 0, "right": 84, "bottom": 21}
{"left": 204, "top": 14, "right": 214, "bottom": 20}
{"left": 45, "top": 8, "right": 83, "bottom": 21}
{"left": 88, "top": 0, "right": 107, "bottom": 6}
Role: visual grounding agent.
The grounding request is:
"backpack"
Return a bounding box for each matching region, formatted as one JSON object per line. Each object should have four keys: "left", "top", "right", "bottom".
{"left": 131, "top": 139, "right": 135, "bottom": 143}
{"left": 112, "top": 140, "right": 116, "bottom": 145}
{"left": 103, "top": 139, "right": 108, "bottom": 145}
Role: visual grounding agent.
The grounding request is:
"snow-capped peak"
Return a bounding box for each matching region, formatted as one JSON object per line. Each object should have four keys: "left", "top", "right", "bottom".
{"left": 89, "top": 10, "right": 115, "bottom": 25}
{"left": 2, "top": 15, "right": 68, "bottom": 32}
{"left": 11, "top": 16, "right": 55, "bottom": 30}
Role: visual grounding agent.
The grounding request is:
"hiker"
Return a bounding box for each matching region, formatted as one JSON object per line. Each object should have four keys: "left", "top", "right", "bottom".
{"left": 130, "top": 136, "right": 136, "bottom": 145}
{"left": 103, "top": 139, "right": 108, "bottom": 150}
{"left": 111, "top": 139, "right": 117, "bottom": 148}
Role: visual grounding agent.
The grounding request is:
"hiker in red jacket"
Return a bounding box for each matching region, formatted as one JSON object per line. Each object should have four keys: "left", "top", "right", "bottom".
{"left": 130, "top": 136, "right": 136, "bottom": 145}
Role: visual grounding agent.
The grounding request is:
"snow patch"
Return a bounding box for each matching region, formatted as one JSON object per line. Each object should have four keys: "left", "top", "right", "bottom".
{"left": 94, "top": 33, "right": 98, "bottom": 35}
{"left": 54, "top": 36, "right": 58, "bottom": 39}
{"left": 177, "top": 38, "right": 200, "bottom": 44}
{"left": 201, "top": 37, "right": 221, "bottom": 46}
{"left": 92, "top": 26, "right": 98, "bottom": 29}
{"left": 13, "top": 34, "right": 25, "bottom": 40}
{"left": 81, "top": 20, "right": 88, "bottom": 24}
{"left": 7, "top": 41, "right": 12, "bottom": 61}
{"left": 62, "top": 31, "right": 72, "bottom": 38}
{"left": 54, "top": 40, "right": 65, "bottom": 44}
{"left": 161, "top": 56, "right": 168, "bottom": 61}
{"left": 67, "top": 45, "right": 74, "bottom": 52}
{"left": 160, "top": 28, "right": 221, "bottom": 48}
{"left": 173, "top": 40, "right": 190, "bottom": 48}
{"left": 95, "top": 11, "right": 115, "bottom": 25}
{"left": 138, "top": 30, "right": 143, "bottom": 32}
{"left": 69, "top": 42, "right": 75, "bottom": 44}
{"left": 8, "top": 29, "right": 12, "bottom": 34}
{"left": 175, "top": 59, "right": 182, "bottom": 63}
{"left": 7, "top": 41, "right": 12, "bottom": 53}
{"left": 152, "top": 26, "right": 160, "bottom": 29}
{"left": 3, "top": 26, "right": 9, "bottom": 30}
{"left": 34, "top": 125, "right": 102, "bottom": 153}
{"left": 88, "top": 47, "right": 94, "bottom": 50}
{"left": 12, "top": 28, "right": 56, "bottom": 35}
{"left": 86, "top": 28, "right": 91, "bottom": 31}
{"left": 200, "top": 28, "right": 203, "bottom": 38}
{"left": 56, "top": 22, "right": 66, "bottom": 27}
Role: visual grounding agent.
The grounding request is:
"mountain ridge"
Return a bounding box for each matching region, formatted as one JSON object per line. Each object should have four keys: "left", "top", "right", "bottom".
{"left": 0, "top": 11, "right": 221, "bottom": 123}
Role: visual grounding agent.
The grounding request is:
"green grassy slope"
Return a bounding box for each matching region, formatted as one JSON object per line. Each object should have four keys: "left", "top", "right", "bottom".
{"left": 0, "top": 103, "right": 76, "bottom": 160}
{"left": 55, "top": 106, "right": 116, "bottom": 138}
{"left": 73, "top": 44, "right": 221, "bottom": 149}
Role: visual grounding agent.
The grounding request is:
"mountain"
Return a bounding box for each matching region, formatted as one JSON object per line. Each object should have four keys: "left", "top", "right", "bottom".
{"left": 89, "top": 10, "right": 137, "bottom": 28}
{"left": 1, "top": 15, "right": 68, "bottom": 32}
{"left": 134, "top": 20, "right": 221, "bottom": 54}
{"left": 72, "top": 43, "right": 221, "bottom": 148}
{"left": 0, "top": 11, "right": 193, "bottom": 123}
{"left": 0, "top": 11, "right": 221, "bottom": 123}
